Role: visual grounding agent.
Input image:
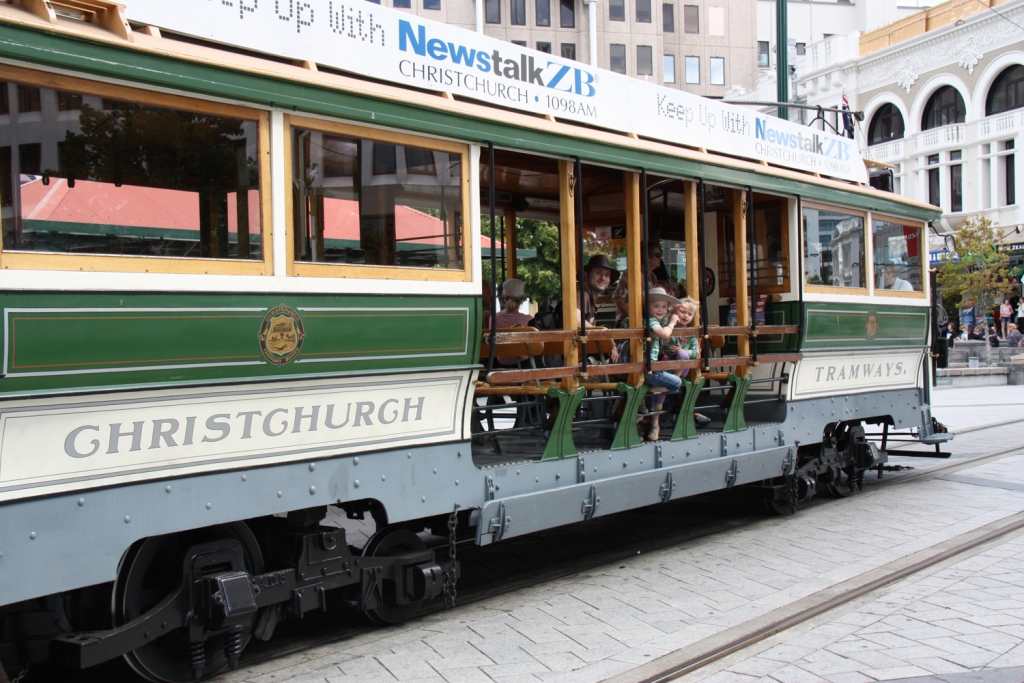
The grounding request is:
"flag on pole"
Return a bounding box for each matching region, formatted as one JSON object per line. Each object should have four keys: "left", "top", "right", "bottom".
{"left": 841, "top": 91, "right": 855, "bottom": 139}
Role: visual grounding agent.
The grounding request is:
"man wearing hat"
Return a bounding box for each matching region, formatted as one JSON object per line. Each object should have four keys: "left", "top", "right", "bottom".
{"left": 580, "top": 254, "right": 621, "bottom": 362}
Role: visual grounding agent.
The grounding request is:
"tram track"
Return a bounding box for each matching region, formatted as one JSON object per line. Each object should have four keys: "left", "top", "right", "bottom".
{"left": 32, "top": 421, "right": 1024, "bottom": 682}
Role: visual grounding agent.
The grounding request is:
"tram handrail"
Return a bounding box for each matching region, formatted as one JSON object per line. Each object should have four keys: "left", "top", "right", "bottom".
{"left": 485, "top": 324, "right": 799, "bottom": 346}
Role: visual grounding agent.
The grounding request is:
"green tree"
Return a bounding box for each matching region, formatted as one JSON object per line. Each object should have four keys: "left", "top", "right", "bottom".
{"left": 937, "top": 215, "right": 1015, "bottom": 365}
{"left": 481, "top": 217, "right": 562, "bottom": 305}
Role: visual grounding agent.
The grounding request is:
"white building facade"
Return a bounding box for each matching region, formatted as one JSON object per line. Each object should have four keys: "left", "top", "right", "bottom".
{"left": 786, "top": 0, "right": 1024, "bottom": 243}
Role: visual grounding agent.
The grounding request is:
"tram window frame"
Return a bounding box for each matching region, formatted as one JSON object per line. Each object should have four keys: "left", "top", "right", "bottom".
{"left": 801, "top": 201, "right": 868, "bottom": 294}
{"left": 0, "top": 65, "right": 272, "bottom": 276}
{"left": 870, "top": 214, "right": 927, "bottom": 299}
{"left": 284, "top": 114, "right": 473, "bottom": 283}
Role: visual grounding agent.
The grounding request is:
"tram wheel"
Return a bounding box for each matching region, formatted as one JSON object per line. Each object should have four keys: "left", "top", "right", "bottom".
{"left": 112, "top": 523, "right": 264, "bottom": 683}
{"left": 362, "top": 528, "right": 428, "bottom": 626}
{"left": 826, "top": 468, "right": 861, "bottom": 498}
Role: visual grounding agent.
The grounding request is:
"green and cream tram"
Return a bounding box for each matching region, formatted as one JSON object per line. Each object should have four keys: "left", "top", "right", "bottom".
{"left": 0, "top": 1, "right": 943, "bottom": 680}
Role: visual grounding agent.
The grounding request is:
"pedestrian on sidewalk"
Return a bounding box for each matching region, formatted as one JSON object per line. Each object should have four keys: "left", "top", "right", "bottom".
{"left": 1017, "top": 298, "right": 1024, "bottom": 332}
{"left": 1008, "top": 325, "right": 1023, "bottom": 349}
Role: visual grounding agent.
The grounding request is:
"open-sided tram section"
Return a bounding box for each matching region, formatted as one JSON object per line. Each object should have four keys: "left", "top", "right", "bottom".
{"left": 0, "top": 1, "right": 945, "bottom": 681}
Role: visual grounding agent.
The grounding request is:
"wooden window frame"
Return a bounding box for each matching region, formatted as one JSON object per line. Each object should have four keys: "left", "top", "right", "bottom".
{"left": 717, "top": 193, "right": 792, "bottom": 298}
{"left": 801, "top": 200, "right": 869, "bottom": 295}
{"left": 284, "top": 114, "right": 473, "bottom": 282}
{"left": 870, "top": 213, "right": 928, "bottom": 300}
{"left": 0, "top": 64, "right": 272, "bottom": 276}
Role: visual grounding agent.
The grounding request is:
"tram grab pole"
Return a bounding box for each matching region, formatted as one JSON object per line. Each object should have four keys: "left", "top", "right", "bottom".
{"left": 486, "top": 142, "right": 497, "bottom": 375}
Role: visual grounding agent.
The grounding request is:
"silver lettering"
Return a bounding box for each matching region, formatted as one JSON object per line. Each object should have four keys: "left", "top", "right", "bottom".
{"left": 150, "top": 419, "right": 179, "bottom": 449}
{"left": 325, "top": 403, "right": 352, "bottom": 429}
{"left": 203, "top": 414, "right": 231, "bottom": 443}
{"left": 263, "top": 408, "right": 289, "bottom": 436}
{"left": 354, "top": 401, "right": 375, "bottom": 427}
{"left": 378, "top": 398, "right": 399, "bottom": 425}
{"left": 65, "top": 425, "right": 100, "bottom": 458}
{"left": 107, "top": 422, "right": 144, "bottom": 454}
{"left": 237, "top": 410, "right": 262, "bottom": 439}
{"left": 402, "top": 397, "right": 425, "bottom": 422}
{"left": 293, "top": 405, "right": 320, "bottom": 433}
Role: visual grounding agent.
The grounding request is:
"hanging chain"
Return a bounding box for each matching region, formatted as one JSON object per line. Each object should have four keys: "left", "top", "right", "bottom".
{"left": 9, "top": 663, "right": 29, "bottom": 683}
{"left": 442, "top": 503, "right": 459, "bottom": 610}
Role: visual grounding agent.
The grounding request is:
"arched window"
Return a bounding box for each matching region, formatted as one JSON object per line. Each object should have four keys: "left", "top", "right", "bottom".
{"left": 922, "top": 86, "right": 966, "bottom": 130}
{"left": 868, "top": 103, "right": 905, "bottom": 145}
{"left": 987, "top": 64, "right": 1024, "bottom": 116}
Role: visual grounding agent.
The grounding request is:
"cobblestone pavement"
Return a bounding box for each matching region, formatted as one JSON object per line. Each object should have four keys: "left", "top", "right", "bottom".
{"left": 217, "top": 390, "right": 1024, "bottom": 683}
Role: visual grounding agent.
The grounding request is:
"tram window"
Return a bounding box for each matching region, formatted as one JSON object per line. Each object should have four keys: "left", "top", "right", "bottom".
{"left": 0, "top": 83, "right": 8, "bottom": 115}
{"left": 291, "top": 125, "right": 465, "bottom": 272}
{"left": 719, "top": 193, "right": 789, "bottom": 296}
{"left": 873, "top": 217, "right": 922, "bottom": 293}
{"left": 802, "top": 205, "right": 865, "bottom": 289}
{"left": 1, "top": 82, "right": 264, "bottom": 262}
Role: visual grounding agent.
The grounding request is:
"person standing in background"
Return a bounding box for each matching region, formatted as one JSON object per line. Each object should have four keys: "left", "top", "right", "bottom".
{"left": 1000, "top": 299, "right": 1014, "bottom": 339}
{"left": 1016, "top": 298, "right": 1024, "bottom": 332}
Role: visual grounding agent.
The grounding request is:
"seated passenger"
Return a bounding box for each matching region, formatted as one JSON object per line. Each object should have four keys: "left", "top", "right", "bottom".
{"left": 649, "top": 296, "right": 705, "bottom": 441}
{"left": 579, "top": 254, "right": 620, "bottom": 363}
{"left": 486, "top": 278, "right": 532, "bottom": 366}
{"left": 881, "top": 263, "right": 914, "bottom": 291}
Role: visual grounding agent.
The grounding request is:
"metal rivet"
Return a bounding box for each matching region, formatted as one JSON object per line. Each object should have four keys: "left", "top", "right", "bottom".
{"left": 433, "top": 468, "right": 438, "bottom": 474}
{"left": 124, "top": 516, "right": 131, "bottom": 523}
{"left": 458, "top": 451, "right": 462, "bottom": 457}
{"left": 594, "top": 467, "right": 597, "bottom": 472}
{"left": 495, "top": 484, "right": 500, "bottom": 490}
{"left": 623, "top": 462, "right": 628, "bottom": 468}
{"left": 277, "top": 491, "right": 283, "bottom": 497}
{"left": 78, "top": 498, "right": 85, "bottom": 507}
{"left": 309, "top": 486, "right": 316, "bottom": 495}
{"left": 165, "top": 486, "right": 172, "bottom": 493}
{"left": 206, "top": 503, "right": 212, "bottom": 510}
{"left": 29, "top": 532, "right": 36, "bottom": 540}
{"left": 517, "top": 470, "right": 521, "bottom": 474}
{"left": 241, "top": 474, "right": 247, "bottom": 482}
{"left": 309, "top": 463, "right": 316, "bottom": 471}
{"left": 421, "top": 496, "right": 426, "bottom": 502}
{"left": 408, "top": 453, "right": 412, "bottom": 458}
{"left": 455, "top": 480, "right": 459, "bottom": 485}
{"left": 640, "top": 459, "right": 643, "bottom": 464}
{"left": 536, "top": 477, "right": 540, "bottom": 482}
{"left": 556, "top": 473, "right": 561, "bottom": 479}
{"left": 354, "top": 480, "right": 360, "bottom": 488}
{"left": 353, "top": 457, "right": 359, "bottom": 465}
{"left": 0, "top": 552, "right": 3, "bottom": 558}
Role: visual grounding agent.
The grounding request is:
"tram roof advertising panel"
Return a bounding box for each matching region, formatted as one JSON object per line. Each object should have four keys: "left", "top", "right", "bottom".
{"left": 123, "top": 0, "right": 868, "bottom": 183}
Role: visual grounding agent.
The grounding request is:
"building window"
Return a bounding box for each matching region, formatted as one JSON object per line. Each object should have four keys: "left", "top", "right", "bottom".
{"left": 802, "top": 205, "right": 865, "bottom": 289}
{"left": 795, "top": 42, "right": 806, "bottom": 56}
{"left": 685, "top": 56, "right": 699, "bottom": 84}
{"left": 664, "top": 54, "right": 676, "bottom": 84}
{"left": 637, "top": 46, "right": 653, "bottom": 75}
{"left": 610, "top": 44, "right": 627, "bottom": 74}
{"left": 485, "top": 0, "right": 500, "bottom": 23}
{"left": 663, "top": 3, "right": 674, "bottom": 31}
{"left": 636, "top": 0, "right": 651, "bottom": 22}
{"left": 536, "top": 0, "right": 551, "bottom": 24}
{"left": 393, "top": 0, "right": 410, "bottom": 7}
{"left": 950, "top": 150, "right": 963, "bottom": 212}
{"left": 987, "top": 64, "right": 1024, "bottom": 116}
{"left": 537, "top": 41, "right": 552, "bottom": 53}
{"left": 512, "top": 40, "right": 527, "bottom": 46}
{"left": 18, "top": 143, "right": 40, "bottom": 176}
{"left": 1006, "top": 140, "right": 1016, "bottom": 206}
{"left": 609, "top": 0, "right": 624, "bottom": 20}
{"left": 710, "top": 57, "right": 724, "bottom": 85}
{"left": 683, "top": 5, "right": 698, "bottom": 33}
{"left": 868, "top": 103, "right": 905, "bottom": 146}
{"left": 922, "top": 86, "right": 966, "bottom": 130}
{"left": 708, "top": 6, "right": 724, "bottom": 35}
{"left": 928, "top": 154, "right": 940, "bottom": 207}
{"left": 561, "top": 43, "right": 576, "bottom": 60}
{"left": 511, "top": 0, "right": 526, "bottom": 24}
{"left": 16, "top": 85, "right": 40, "bottom": 114}
{"left": 56, "top": 92, "right": 82, "bottom": 111}
{"left": 423, "top": 0, "right": 440, "bottom": 8}
{"left": 560, "top": 0, "right": 574, "bottom": 27}
{"left": 758, "top": 41, "right": 769, "bottom": 68}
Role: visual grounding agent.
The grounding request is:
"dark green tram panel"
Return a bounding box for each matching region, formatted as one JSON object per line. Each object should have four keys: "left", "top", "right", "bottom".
{"left": 0, "top": 293, "right": 477, "bottom": 395}
{"left": 801, "top": 302, "right": 929, "bottom": 351}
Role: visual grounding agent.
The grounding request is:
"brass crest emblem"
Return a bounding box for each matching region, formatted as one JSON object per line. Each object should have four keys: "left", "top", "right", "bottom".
{"left": 865, "top": 312, "right": 879, "bottom": 341}
{"left": 259, "top": 305, "right": 305, "bottom": 366}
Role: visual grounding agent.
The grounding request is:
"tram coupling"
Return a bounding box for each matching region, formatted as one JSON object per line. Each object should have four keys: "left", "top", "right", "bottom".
{"left": 49, "top": 525, "right": 449, "bottom": 673}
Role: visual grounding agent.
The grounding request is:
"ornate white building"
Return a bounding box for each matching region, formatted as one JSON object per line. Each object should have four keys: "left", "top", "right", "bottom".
{"left": 780, "top": 0, "right": 1024, "bottom": 245}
